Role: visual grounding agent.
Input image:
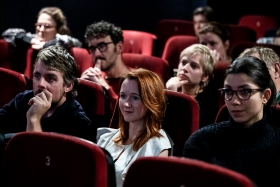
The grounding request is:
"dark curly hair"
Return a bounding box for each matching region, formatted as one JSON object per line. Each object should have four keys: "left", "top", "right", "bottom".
{"left": 84, "top": 20, "right": 123, "bottom": 44}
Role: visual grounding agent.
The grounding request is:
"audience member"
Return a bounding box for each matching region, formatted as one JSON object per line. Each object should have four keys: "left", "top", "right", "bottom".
{"left": 165, "top": 43, "right": 217, "bottom": 127}
{"left": 257, "top": 28, "right": 280, "bottom": 46}
{"left": 0, "top": 46, "right": 92, "bottom": 141}
{"left": 239, "top": 46, "right": 280, "bottom": 103}
{"left": 80, "top": 20, "right": 133, "bottom": 118}
{"left": 192, "top": 6, "right": 215, "bottom": 37}
{"left": 183, "top": 56, "right": 280, "bottom": 187}
{"left": 96, "top": 68, "right": 171, "bottom": 187}
{"left": 198, "top": 21, "right": 232, "bottom": 64}
{"left": 2, "top": 7, "right": 82, "bottom": 50}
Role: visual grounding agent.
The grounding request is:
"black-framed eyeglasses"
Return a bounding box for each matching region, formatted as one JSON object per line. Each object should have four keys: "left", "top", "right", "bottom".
{"left": 35, "top": 23, "right": 55, "bottom": 29}
{"left": 218, "top": 88, "right": 264, "bottom": 101}
{"left": 88, "top": 42, "right": 114, "bottom": 54}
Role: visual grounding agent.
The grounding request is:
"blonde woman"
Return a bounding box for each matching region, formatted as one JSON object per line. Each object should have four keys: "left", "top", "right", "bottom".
{"left": 166, "top": 43, "right": 216, "bottom": 127}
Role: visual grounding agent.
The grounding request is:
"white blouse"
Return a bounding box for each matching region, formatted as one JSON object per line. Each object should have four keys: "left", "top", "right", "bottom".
{"left": 97, "top": 128, "right": 171, "bottom": 187}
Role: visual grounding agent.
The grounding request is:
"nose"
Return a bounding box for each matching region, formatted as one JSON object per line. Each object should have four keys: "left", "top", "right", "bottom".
{"left": 182, "top": 63, "right": 190, "bottom": 71}
{"left": 38, "top": 77, "right": 47, "bottom": 88}
{"left": 94, "top": 47, "right": 102, "bottom": 56}
{"left": 38, "top": 25, "right": 45, "bottom": 32}
{"left": 123, "top": 101, "right": 131, "bottom": 107}
{"left": 230, "top": 93, "right": 241, "bottom": 104}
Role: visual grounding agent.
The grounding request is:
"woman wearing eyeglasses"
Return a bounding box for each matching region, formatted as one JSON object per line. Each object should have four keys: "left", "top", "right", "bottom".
{"left": 2, "top": 7, "right": 81, "bottom": 50}
{"left": 198, "top": 21, "right": 232, "bottom": 64}
{"left": 183, "top": 56, "right": 280, "bottom": 187}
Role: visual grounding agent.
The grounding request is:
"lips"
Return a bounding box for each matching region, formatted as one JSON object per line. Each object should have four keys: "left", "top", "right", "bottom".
{"left": 35, "top": 89, "right": 43, "bottom": 95}
{"left": 178, "top": 74, "right": 189, "bottom": 81}
{"left": 230, "top": 110, "right": 244, "bottom": 117}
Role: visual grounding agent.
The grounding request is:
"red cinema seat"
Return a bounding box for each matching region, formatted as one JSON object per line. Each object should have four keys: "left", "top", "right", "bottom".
{"left": 0, "top": 39, "right": 10, "bottom": 69}
{"left": 122, "top": 30, "right": 157, "bottom": 56}
{"left": 155, "top": 19, "right": 195, "bottom": 55}
{"left": 109, "top": 89, "right": 200, "bottom": 157}
{"left": 161, "top": 35, "right": 198, "bottom": 75}
{"left": 238, "top": 15, "right": 277, "bottom": 39}
{"left": 122, "top": 53, "right": 171, "bottom": 83}
{"left": 76, "top": 78, "right": 111, "bottom": 142}
{"left": 224, "top": 24, "right": 257, "bottom": 47}
{"left": 0, "top": 131, "right": 116, "bottom": 187}
{"left": 69, "top": 47, "right": 93, "bottom": 77}
{"left": 123, "top": 156, "right": 255, "bottom": 187}
{"left": 0, "top": 68, "right": 27, "bottom": 108}
{"left": 230, "top": 41, "right": 280, "bottom": 61}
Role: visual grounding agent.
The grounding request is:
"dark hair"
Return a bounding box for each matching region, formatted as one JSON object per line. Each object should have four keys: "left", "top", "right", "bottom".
{"left": 35, "top": 45, "right": 79, "bottom": 97}
{"left": 84, "top": 20, "right": 123, "bottom": 44}
{"left": 38, "top": 7, "right": 70, "bottom": 35}
{"left": 193, "top": 6, "right": 215, "bottom": 22}
{"left": 198, "top": 21, "right": 230, "bottom": 43}
{"left": 225, "top": 56, "right": 276, "bottom": 110}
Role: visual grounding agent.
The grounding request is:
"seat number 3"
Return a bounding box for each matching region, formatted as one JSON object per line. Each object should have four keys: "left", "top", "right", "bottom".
{"left": 46, "top": 156, "right": 50, "bottom": 166}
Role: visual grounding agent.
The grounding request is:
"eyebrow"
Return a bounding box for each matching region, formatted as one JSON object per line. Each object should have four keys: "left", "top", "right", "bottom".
{"left": 224, "top": 84, "right": 251, "bottom": 89}
{"left": 120, "top": 92, "right": 140, "bottom": 96}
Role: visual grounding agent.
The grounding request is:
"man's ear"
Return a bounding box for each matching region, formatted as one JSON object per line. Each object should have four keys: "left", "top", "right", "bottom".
{"left": 116, "top": 41, "right": 123, "bottom": 54}
{"left": 65, "top": 82, "right": 73, "bottom": 93}
{"left": 274, "top": 62, "right": 280, "bottom": 78}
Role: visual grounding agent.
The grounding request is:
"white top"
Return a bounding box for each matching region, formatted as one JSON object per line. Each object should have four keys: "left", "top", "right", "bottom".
{"left": 97, "top": 127, "right": 171, "bottom": 187}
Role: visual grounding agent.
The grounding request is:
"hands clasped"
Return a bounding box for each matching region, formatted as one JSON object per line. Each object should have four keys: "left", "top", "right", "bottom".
{"left": 31, "top": 38, "right": 45, "bottom": 50}
{"left": 80, "top": 60, "right": 110, "bottom": 89}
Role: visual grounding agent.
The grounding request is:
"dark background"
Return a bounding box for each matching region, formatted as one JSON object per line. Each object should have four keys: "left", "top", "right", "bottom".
{"left": 0, "top": 0, "right": 278, "bottom": 47}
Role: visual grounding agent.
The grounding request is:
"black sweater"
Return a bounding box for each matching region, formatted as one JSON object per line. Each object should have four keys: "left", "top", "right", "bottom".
{"left": 183, "top": 117, "right": 280, "bottom": 187}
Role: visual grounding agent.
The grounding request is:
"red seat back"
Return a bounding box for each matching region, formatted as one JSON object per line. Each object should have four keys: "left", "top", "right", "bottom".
{"left": 0, "top": 39, "right": 10, "bottom": 69}
{"left": 123, "top": 156, "right": 255, "bottom": 187}
{"left": 163, "top": 90, "right": 200, "bottom": 156}
{"left": 155, "top": 19, "right": 195, "bottom": 55}
{"left": 161, "top": 35, "right": 198, "bottom": 75}
{"left": 110, "top": 89, "right": 200, "bottom": 157}
{"left": 69, "top": 47, "right": 93, "bottom": 77}
{"left": 0, "top": 68, "right": 27, "bottom": 108}
{"left": 76, "top": 79, "right": 111, "bottom": 132}
{"left": 212, "top": 60, "right": 231, "bottom": 108}
{"left": 0, "top": 132, "right": 116, "bottom": 187}
{"left": 122, "top": 30, "right": 157, "bottom": 56}
{"left": 238, "top": 15, "right": 277, "bottom": 39}
{"left": 224, "top": 24, "right": 257, "bottom": 47}
{"left": 230, "top": 41, "right": 280, "bottom": 61}
{"left": 122, "top": 53, "right": 171, "bottom": 83}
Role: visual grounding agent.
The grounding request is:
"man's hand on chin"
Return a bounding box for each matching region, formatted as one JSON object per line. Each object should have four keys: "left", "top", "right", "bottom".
{"left": 26, "top": 90, "right": 52, "bottom": 132}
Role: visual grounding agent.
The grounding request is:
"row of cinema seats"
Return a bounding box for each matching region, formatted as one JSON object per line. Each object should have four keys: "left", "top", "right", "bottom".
{"left": 2, "top": 39, "right": 280, "bottom": 147}
{"left": 0, "top": 66, "right": 200, "bottom": 156}
{"left": 155, "top": 14, "right": 277, "bottom": 55}
{"left": 0, "top": 131, "right": 256, "bottom": 187}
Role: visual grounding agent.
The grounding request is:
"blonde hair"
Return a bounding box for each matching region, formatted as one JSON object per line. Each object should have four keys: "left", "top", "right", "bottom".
{"left": 239, "top": 46, "right": 280, "bottom": 71}
{"left": 113, "top": 68, "right": 166, "bottom": 151}
{"left": 179, "top": 43, "right": 215, "bottom": 91}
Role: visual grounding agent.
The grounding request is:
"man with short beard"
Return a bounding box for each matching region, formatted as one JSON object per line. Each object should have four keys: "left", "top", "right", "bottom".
{"left": 80, "top": 20, "right": 132, "bottom": 119}
{"left": 0, "top": 46, "right": 92, "bottom": 141}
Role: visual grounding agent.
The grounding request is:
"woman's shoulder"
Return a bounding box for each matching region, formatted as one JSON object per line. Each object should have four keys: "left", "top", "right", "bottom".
{"left": 192, "top": 121, "right": 230, "bottom": 136}
{"left": 147, "top": 129, "right": 172, "bottom": 148}
{"left": 96, "top": 127, "right": 119, "bottom": 142}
